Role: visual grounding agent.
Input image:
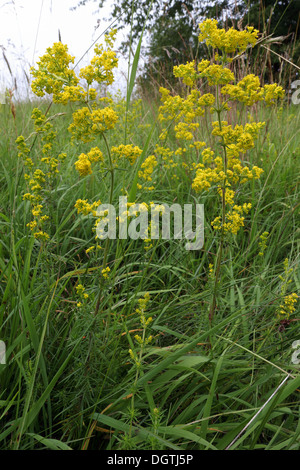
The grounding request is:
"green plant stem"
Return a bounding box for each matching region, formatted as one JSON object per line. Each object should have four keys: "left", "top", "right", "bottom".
{"left": 209, "top": 88, "right": 228, "bottom": 324}
{"left": 93, "top": 132, "right": 115, "bottom": 317}
{"left": 128, "top": 328, "right": 146, "bottom": 441}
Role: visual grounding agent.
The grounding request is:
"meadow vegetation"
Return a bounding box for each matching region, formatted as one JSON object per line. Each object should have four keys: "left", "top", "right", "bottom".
{"left": 0, "top": 18, "right": 299, "bottom": 450}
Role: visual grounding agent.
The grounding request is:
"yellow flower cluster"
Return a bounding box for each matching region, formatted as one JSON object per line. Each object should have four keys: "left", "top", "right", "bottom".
{"left": 31, "top": 108, "right": 59, "bottom": 162}
{"left": 173, "top": 61, "right": 198, "bottom": 87}
{"left": 158, "top": 87, "right": 204, "bottom": 124}
{"left": 74, "top": 154, "right": 92, "bottom": 176}
{"left": 157, "top": 20, "right": 285, "bottom": 238}
{"left": 221, "top": 74, "right": 285, "bottom": 107}
{"left": 68, "top": 107, "right": 118, "bottom": 142}
{"left": 74, "top": 199, "right": 101, "bottom": 216}
{"left": 137, "top": 155, "right": 158, "bottom": 191}
{"left": 278, "top": 293, "right": 298, "bottom": 319}
{"left": 221, "top": 74, "right": 264, "bottom": 106}
{"left": 276, "top": 258, "right": 298, "bottom": 320}
{"left": 211, "top": 120, "right": 265, "bottom": 149}
{"left": 198, "top": 19, "right": 259, "bottom": 54}
{"left": 154, "top": 145, "right": 178, "bottom": 173}
{"left": 16, "top": 109, "right": 67, "bottom": 241}
{"left": 74, "top": 147, "right": 104, "bottom": 177}
{"left": 134, "top": 292, "right": 153, "bottom": 346}
{"left": 211, "top": 203, "right": 252, "bottom": 235}
{"left": 263, "top": 83, "right": 285, "bottom": 106}
{"left": 258, "top": 231, "right": 269, "bottom": 256}
{"left": 208, "top": 263, "right": 214, "bottom": 279}
{"left": 31, "top": 30, "right": 118, "bottom": 106}
{"left": 191, "top": 121, "right": 265, "bottom": 234}
{"left": 128, "top": 293, "right": 153, "bottom": 367}
{"left": 58, "top": 85, "right": 97, "bottom": 105}
{"left": 198, "top": 61, "right": 234, "bottom": 86}
{"left": 279, "top": 258, "right": 293, "bottom": 283}
{"left": 174, "top": 121, "right": 199, "bottom": 141}
{"left": 158, "top": 87, "right": 207, "bottom": 174}
{"left": 192, "top": 123, "right": 265, "bottom": 193}
{"left": 76, "top": 283, "right": 89, "bottom": 307}
{"left": 101, "top": 266, "right": 111, "bottom": 279}
{"left": 31, "top": 42, "right": 79, "bottom": 103}
{"left": 198, "top": 93, "right": 215, "bottom": 107}
{"left": 111, "top": 144, "right": 143, "bottom": 166}
{"left": 79, "top": 29, "right": 118, "bottom": 86}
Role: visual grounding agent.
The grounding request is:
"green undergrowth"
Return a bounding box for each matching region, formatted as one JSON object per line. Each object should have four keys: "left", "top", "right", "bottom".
{"left": 0, "top": 89, "right": 299, "bottom": 450}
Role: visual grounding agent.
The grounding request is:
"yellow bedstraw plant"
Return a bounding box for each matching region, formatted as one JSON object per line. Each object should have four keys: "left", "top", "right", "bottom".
{"left": 277, "top": 259, "right": 299, "bottom": 321}
{"left": 17, "top": 20, "right": 285, "bottom": 327}
{"left": 126, "top": 292, "right": 153, "bottom": 445}
{"left": 16, "top": 29, "right": 149, "bottom": 262}
{"left": 157, "top": 19, "right": 284, "bottom": 322}
{"left": 16, "top": 109, "right": 67, "bottom": 241}
{"left": 18, "top": 28, "right": 161, "bottom": 323}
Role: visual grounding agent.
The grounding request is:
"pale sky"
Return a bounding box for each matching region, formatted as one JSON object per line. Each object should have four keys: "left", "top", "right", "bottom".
{"left": 0, "top": 0, "right": 130, "bottom": 99}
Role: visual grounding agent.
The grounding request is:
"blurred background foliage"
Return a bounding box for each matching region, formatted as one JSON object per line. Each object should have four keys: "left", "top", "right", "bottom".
{"left": 74, "top": 0, "right": 300, "bottom": 97}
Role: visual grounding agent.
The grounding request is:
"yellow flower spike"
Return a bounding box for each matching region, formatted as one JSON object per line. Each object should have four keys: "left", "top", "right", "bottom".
{"left": 211, "top": 202, "right": 252, "bottom": 235}
{"left": 129, "top": 349, "right": 135, "bottom": 360}
{"left": 216, "top": 187, "right": 235, "bottom": 206}
{"left": 278, "top": 293, "right": 298, "bottom": 319}
{"left": 258, "top": 231, "right": 269, "bottom": 256}
{"left": 138, "top": 155, "right": 158, "bottom": 190}
{"left": 134, "top": 335, "right": 143, "bottom": 344}
{"left": 208, "top": 264, "right": 214, "bottom": 278}
{"left": 33, "top": 231, "right": 50, "bottom": 241}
